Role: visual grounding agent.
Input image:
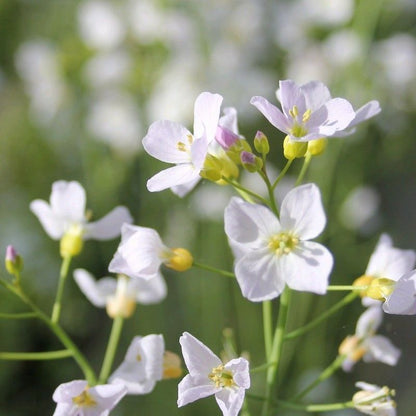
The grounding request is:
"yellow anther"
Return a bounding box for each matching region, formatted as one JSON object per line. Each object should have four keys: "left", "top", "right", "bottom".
{"left": 289, "top": 105, "right": 299, "bottom": 118}
{"left": 165, "top": 248, "right": 193, "bottom": 272}
{"left": 72, "top": 389, "right": 96, "bottom": 407}
{"left": 208, "top": 364, "right": 235, "bottom": 388}
{"left": 162, "top": 351, "right": 183, "bottom": 379}
{"left": 302, "top": 109, "right": 312, "bottom": 123}
{"left": 177, "top": 141, "right": 187, "bottom": 152}
{"left": 136, "top": 354, "right": 142, "bottom": 362}
{"left": 268, "top": 232, "right": 299, "bottom": 256}
{"left": 352, "top": 275, "right": 374, "bottom": 298}
{"left": 60, "top": 224, "right": 84, "bottom": 258}
{"left": 187, "top": 134, "right": 194, "bottom": 144}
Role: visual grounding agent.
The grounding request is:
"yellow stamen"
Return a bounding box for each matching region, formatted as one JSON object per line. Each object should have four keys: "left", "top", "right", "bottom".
{"left": 208, "top": 364, "right": 235, "bottom": 388}
{"left": 289, "top": 105, "right": 299, "bottom": 118}
{"left": 72, "top": 389, "right": 97, "bottom": 407}
{"left": 302, "top": 109, "right": 312, "bottom": 123}
{"left": 268, "top": 232, "right": 299, "bottom": 256}
{"left": 177, "top": 141, "right": 187, "bottom": 152}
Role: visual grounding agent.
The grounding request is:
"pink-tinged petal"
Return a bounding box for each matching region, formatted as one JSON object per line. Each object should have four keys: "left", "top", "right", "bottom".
{"left": 193, "top": 92, "right": 223, "bottom": 142}
{"left": 215, "top": 126, "right": 240, "bottom": 149}
{"left": 278, "top": 80, "right": 307, "bottom": 116}
{"left": 284, "top": 241, "right": 333, "bottom": 294}
{"left": 84, "top": 206, "right": 132, "bottom": 240}
{"left": 225, "top": 198, "right": 280, "bottom": 245}
{"left": 356, "top": 306, "right": 383, "bottom": 338}
{"left": 171, "top": 176, "right": 201, "bottom": 197}
{"left": 30, "top": 199, "right": 65, "bottom": 239}
{"left": 180, "top": 332, "right": 222, "bottom": 377}
{"left": 224, "top": 358, "right": 250, "bottom": 389}
{"left": 235, "top": 249, "right": 285, "bottom": 301}
{"left": 311, "top": 98, "right": 355, "bottom": 136}
{"left": 366, "top": 234, "right": 416, "bottom": 281}
{"left": 142, "top": 120, "right": 192, "bottom": 163}
{"left": 364, "top": 336, "right": 401, "bottom": 366}
{"left": 147, "top": 164, "right": 200, "bottom": 193}
{"left": 50, "top": 181, "right": 86, "bottom": 224}
{"left": 383, "top": 271, "right": 416, "bottom": 315}
{"left": 215, "top": 387, "right": 245, "bottom": 416}
{"left": 131, "top": 273, "right": 167, "bottom": 304}
{"left": 53, "top": 380, "right": 87, "bottom": 403}
{"left": 300, "top": 81, "right": 332, "bottom": 111}
{"left": 280, "top": 184, "right": 326, "bottom": 240}
{"left": 73, "top": 269, "right": 116, "bottom": 307}
{"left": 177, "top": 375, "right": 218, "bottom": 407}
{"left": 250, "top": 96, "right": 290, "bottom": 133}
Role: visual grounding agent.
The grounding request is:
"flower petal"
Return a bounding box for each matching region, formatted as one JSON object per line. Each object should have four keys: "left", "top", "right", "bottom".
{"left": 300, "top": 81, "right": 332, "bottom": 111}
{"left": 53, "top": 380, "right": 87, "bottom": 403}
{"left": 30, "top": 199, "right": 65, "bottom": 239}
{"left": 131, "top": 273, "right": 167, "bottom": 304}
{"left": 224, "top": 358, "right": 250, "bottom": 389}
{"left": 250, "top": 96, "right": 290, "bottom": 133}
{"left": 89, "top": 383, "right": 127, "bottom": 411}
{"left": 364, "top": 335, "right": 401, "bottom": 366}
{"left": 84, "top": 206, "right": 132, "bottom": 240}
{"left": 279, "top": 79, "right": 307, "bottom": 117}
{"left": 193, "top": 92, "right": 223, "bottom": 142}
{"left": 215, "top": 387, "right": 245, "bottom": 416}
{"left": 146, "top": 164, "right": 200, "bottom": 193}
{"left": 280, "top": 183, "right": 326, "bottom": 240}
{"left": 171, "top": 176, "right": 201, "bottom": 197}
{"left": 177, "top": 375, "right": 218, "bottom": 407}
{"left": 50, "top": 181, "right": 86, "bottom": 224}
{"left": 383, "top": 270, "right": 416, "bottom": 315}
{"left": 356, "top": 306, "right": 383, "bottom": 338}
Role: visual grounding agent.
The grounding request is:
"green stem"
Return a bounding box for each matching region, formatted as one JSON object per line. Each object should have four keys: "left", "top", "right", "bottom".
{"left": 262, "top": 288, "right": 291, "bottom": 416}
{"left": 222, "top": 177, "right": 270, "bottom": 206}
{"left": 291, "top": 354, "right": 346, "bottom": 401}
{"left": 51, "top": 255, "right": 72, "bottom": 324}
{"left": 259, "top": 170, "right": 279, "bottom": 216}
{"left": 262, "top": 301, "right": 273, "bottom": 359}
{"left": 250, "top": 361, "right": 277, "bottom": 374}
{"left": 272, "top": 159, "right": 293, "bottom": 190}
{"left": 284, "top": 292, "right": 358, "bottom": 340}
{"left": 192, "top": 261, "right": 235, "bottom": 278}
{"left": 99, "top": 316, "right": 124, "bottom": 384}
{"left": 295, "top": 153, "right": 312, "bottom": 186}
{"left": 0, "top": 350, "right": 72, "bottom": 360}
{"left": 327, "top": 285, "right": 366, "bottom": 291}
{"left": 0, "top": 312, "right": 37, "bottom": 319}
{"left": 276, "top": 399, "right": 354, "bottom": 412}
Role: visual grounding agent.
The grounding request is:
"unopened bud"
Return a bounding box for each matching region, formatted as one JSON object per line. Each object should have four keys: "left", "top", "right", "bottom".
{"left": 60, "top": 224, "right": 84, "bottom": 258}
{"left": 227, "top": 139, "right": 252, "bottom": 165}
{"left": 5, "top": 245, "right": 23, "bottom": 276}
{"left": 253, "top": 131, "right": 270, "bottom": 156}
{"left": 240, "top": 151, "right": 263, "bottom": 172}
{"left": 283, "top": 136, "right": 307, "bottom": 160}
{"left": 163, "top": 351, "right": 183, "bottom": 379}
{"left": 215, "top": 126, "right": 239, "bottom": 150}
{"left": 306, "top": 138, "right": 327, "bottom": 156}
{"left": 165, "top": 248, "right": 193, "bottom": 272}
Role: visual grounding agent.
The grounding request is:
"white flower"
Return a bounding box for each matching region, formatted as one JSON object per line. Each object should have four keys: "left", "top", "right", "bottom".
{"left": 353, "top": 382, "right": 396, "bottom": 416}
{"left": 108, "top": 223, "right": 193, "bottom": 280}
{"left": 178, "top": 332, "right": 250, "bottom": 416}
{"left": 250, "top": 79, "right": 379, "bottom": 142}
{"left": 73, "top": 269, "right": 166, "bottom": 317}
{"left": 30, "top": 180, "right": 132, "bottom": 242}
{"left": 383, "top": 269, "right": 416, "bottom": 315}
{"left": 142, "top": 91, "right": 223, "bottom": 197}
{"left": 52, "top": 379, "right": 127, "bottom": 416}
{"left": 224, "top": 183, "right": 333, "bottom": 301}
{"left": 109, "top": 335, "right": 164, "bottom": 394}
{"left": 339, "top": 306, "right": 400, "bottom": 372}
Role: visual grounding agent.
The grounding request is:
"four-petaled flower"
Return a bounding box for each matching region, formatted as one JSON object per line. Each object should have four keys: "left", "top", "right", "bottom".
{"left": 52, "top": 380, "right": 127, "bottom": 416}
{"left": 250, "top": 80, "right": 380, "bottom": 142}
{"left": 224, "top": 183, "right": 333, "bottom": 301}
{"left": 142, "top": 92, "right": 223, "bottom": 197}
{"left": 177, "top": 332, "right": 250, "bottom": 416}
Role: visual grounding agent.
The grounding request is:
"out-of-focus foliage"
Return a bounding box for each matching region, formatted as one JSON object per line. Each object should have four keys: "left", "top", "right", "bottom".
{"left": 0, "top": 0, "right": 415, "bottom": 414}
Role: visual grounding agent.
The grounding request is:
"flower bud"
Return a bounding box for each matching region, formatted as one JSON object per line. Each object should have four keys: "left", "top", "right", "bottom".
{"left": 106, "top": 275, "right": 137, "bottom": 319}
{"left": 240, "top": 151, "right": 263, "bottom": 173}
{"left": 253, "top": 131, "right": 270, "bottom": 156}
{"left": 283, "top": 136, "right": 307, "bottom": 160}
{"left": 215, "top": 126, "right": 239, "bottom": 150}
{"left": 339, "top": 335, "right": 366, "bottom": 363}
{"left": 163, "top": 351, "right": 183, "bottom": 379}
{"left": 306, "top": 138, "right": 327, "bottom": 156}
{"left": 60, "top": 224, "right": 84, "bottom": 258}
{"left": 5, "top": 245, "right": 23, "bottom": 276}
{"left": 165, "top": 248, "right": 193, "bottom": 272}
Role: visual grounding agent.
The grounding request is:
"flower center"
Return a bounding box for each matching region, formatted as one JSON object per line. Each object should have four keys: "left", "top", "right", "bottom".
{"left": 288, "top": 105, "right": 311, "bottom": 138}
{"left": 268, "top": 232, "right": 299, "bottom": 256}
{"left": 176, "top": 134, "right": 194, "bottom": 153}
{"left": 72, "top": 389, "right": 96, "bottom": 408}
{"left": 208, "top": 364, "right": 235, "bottom": 388}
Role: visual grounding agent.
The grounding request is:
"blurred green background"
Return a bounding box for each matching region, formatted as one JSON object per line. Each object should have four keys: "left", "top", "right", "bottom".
{"left": 0, "top": 0, "right": 415, "bottom": 414}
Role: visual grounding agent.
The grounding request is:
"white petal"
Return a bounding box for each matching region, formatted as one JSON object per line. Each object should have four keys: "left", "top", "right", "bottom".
{"left": 348, "top": 100, "right": 381, "bottom": 128}
{"left": 30, "top": 199, "right": 65, "bottom": 239}
{"left": 224, "top": 358, "right": 250, "bottom": 389}
{"left": 219, "top": 107, "right": 238, "bottom": 134}
{"left": 356, "top": 306, "right": 383, "bottom": 338}
{"left": 250, "top": 96, "right": 290, "bottom": 133}
{"left": 215, "top": 387, "right": 245, "bottom": 416}
{"left": 53, "top": 380, "right": 88, "bottom": 403}
{"left": 177, "top": 374, "right": 218, "bottom": 407}
{"left": 193, "top": 92, "right": 223, "bottom": 142}
{"left": 235, "top": 249, "right": 285, "bottom": 301}
{"left": 142, "top": 120, "right": 192, "bottom": 163}
{"left": 84, "top": 206, "right": 132, "bottom": 240}
{"left": 383, "top": 270, "right": 416, "bottom": 315}
{"left": 280, "top": 184, "right": 326, "bottom": 240}
{"left": 279, "top": 79, "right": 306, "bottom": 117}
{"left": 300, "top": 81, "right": 331, "bottom": 111}
{"left": 179, "top": 332, "right": 222, "bottom": 378}
{"left": 52, "top": 403, "right": 74, "bottom": 416}
{"left": 50, "top": 181, "right": 86, "bottom": 224}
{"left": 146, "top": 164, "right": 200, "bottom": 193}
{"left": 284, "top": 241, "right": 333, "bottom": 294}
{"left": 171, "top": 176, "right": 201, "bottom": 197}
{"left": 364, "top": 335, "right": 401, "bottom": 366}
{"left": 73, "top": 269, "right": 116, "bottom": 307}
{"left": 131, "top": 273, "right": 167, "bottom": 304}
{"left": 89, "top": 383, "right": 127, "bottom": 412}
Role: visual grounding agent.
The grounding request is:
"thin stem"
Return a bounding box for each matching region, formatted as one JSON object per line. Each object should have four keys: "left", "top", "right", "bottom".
{"left": 262, "top": 301, "right": 273, "bottom": 359}
{"left": 0, "top": 350, "right": 72, "bottom": 360}
{"left": 327, "top": 285, "right": 366, "bottom": 291}
{"left": 276, "top": 399, "right": 354, "bottom": 412}
{"left": 250, "top": 361, "right": 277, "bottom": 374}
{"left": 0, "top": 312, "right": 37, "bottom": 319}
{"left": 259, "top": 170, "right": 279, "bottom": 216}
{"left": 295, "top": 153, "right": 312, "bottom": 186}
{"left": 272, "top": 159, "right": 293, "bottom": 190}
{"left": 192, "top": 261, "right": 235, "bottom": 278}
{"left": 99, "top": 316, "right": 124, "bottom": 384}
{"left": 222, "top": 177, "right": 270, "bottom": 206}
{"left": 51, "top": 255, "right": 72, "bottom": 324}
{"left": 284, "top": 292, "right": 358, "bottom": 340}
{"left": 291, "top": 354, "right": 346, "bottom": 401}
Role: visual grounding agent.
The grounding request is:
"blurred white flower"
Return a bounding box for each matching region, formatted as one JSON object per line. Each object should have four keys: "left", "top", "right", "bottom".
{"left": 299, "top": 0, "right": 354, "bottom": 26}
{"left": 78, "top": 0, "right": 125, "bottom": 50}
{"left": 52, "top": 379, "right": 127, "bottom": 416}
{"left": 323, "top": 30, "right": 363, "bottom": 67}
{"left": 86, "top": 90, "right": 142, "bottom": 155}
{"left": 353, "top": 382, "right": 396, "bottom": 416}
